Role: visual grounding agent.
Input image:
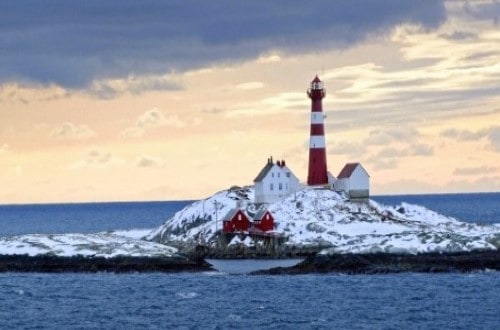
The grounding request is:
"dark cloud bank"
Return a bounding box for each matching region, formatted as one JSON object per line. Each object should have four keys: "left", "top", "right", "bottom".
{"left": 0, "top": 1, "right": 446, "bottom": 90}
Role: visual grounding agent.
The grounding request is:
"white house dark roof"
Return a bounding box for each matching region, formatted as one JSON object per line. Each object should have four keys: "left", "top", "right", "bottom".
{"left": 253, "top": 162, "right": 274, "bottom": 183}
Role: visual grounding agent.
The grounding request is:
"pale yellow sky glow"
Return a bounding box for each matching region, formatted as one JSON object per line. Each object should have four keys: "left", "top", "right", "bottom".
{"left": 0, "top": 1, "right": 499, "bottom": 203}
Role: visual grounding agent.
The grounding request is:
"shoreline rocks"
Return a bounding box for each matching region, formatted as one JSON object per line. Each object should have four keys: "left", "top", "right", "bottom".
{"left": 251, "top": 250, "right": 500, "bottom": 275}
{"left": 0, "top": 254, "right": 213, "bottom": 273}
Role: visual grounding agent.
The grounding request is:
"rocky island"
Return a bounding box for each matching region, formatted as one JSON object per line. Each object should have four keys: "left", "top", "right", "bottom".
{"left": 1, "top": 186, "right": 498, "bottom": 274}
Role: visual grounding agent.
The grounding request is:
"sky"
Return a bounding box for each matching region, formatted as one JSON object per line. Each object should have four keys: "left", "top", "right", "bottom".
{"left": 1, "top": 0, "right": 499, "bottom": 203}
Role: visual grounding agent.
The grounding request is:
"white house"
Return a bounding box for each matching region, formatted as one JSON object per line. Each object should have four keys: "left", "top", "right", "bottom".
{"left": 335, "top": 163, "right": 370, "bottom": 201}
{"left": 254, "top": 157, "right": 300, "bottom": 204}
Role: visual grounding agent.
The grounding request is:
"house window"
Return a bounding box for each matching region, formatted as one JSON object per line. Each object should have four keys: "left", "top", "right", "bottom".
{"left": 279, "top": 183, "right": 282, "bottom": 190}
{"left": 238, "top": 214, "right": 242, "bottom": 221}
{"left": 272, "top": 173, "right": 274, "bottom": 178}
{"left": 286, "top": 173, "right": 290, "bottom": 178}
{"left": 270, "top": 183, "right": 274, "bottom": 191}
{"left": 278, "top": 173, "right": 280, "bottom": 178}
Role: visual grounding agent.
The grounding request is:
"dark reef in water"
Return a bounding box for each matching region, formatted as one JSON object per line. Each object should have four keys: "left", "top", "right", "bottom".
{"left": 251, "top": 250, "right": 500, "bottom": 275}
{"left": 0, "top": 254, "right": 213, "bottom": 273}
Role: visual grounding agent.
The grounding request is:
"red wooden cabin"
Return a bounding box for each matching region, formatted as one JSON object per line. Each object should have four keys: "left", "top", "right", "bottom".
{"left": 222, "top": 209, "right": 251, "bottom": 233}
{"left": 252, "top": 210, "right": 274, "bottom": 232}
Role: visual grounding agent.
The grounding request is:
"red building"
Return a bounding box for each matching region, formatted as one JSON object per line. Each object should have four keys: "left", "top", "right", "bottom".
{"left": 252, "top": 209, "right": 274, "bottom": 232}
{"left": 222, "top": 209, "right": 251, "bottom": 233}
{"left": 222, "top": 208, "right": 275, "bottom": 233}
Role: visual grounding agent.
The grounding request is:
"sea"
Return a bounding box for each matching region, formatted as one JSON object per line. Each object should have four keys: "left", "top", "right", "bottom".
{"left": 0, "top": 192, "right": 499, "bottom": 329}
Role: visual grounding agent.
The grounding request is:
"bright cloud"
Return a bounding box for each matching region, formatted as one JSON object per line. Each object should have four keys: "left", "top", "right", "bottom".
{"left": 121, "top": 108, "right": 188, "bottom": 138}
{"left": 70, "top": 150, "right": 124, "bottom": 170}
{"left": 50, "top": 122, "right": 96, "bottom": 140}
{"left": 135, "top": 155, "right": 166, "bottom": 168}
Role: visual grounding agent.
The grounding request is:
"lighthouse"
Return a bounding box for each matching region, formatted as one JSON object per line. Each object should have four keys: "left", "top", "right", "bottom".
{"left": 307, "top": 75, "right": 328, "bottom": 186}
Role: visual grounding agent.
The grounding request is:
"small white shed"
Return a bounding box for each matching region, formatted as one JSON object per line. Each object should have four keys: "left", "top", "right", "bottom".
{"left": 335, "top": 163, "right": 370, "bottom": 201}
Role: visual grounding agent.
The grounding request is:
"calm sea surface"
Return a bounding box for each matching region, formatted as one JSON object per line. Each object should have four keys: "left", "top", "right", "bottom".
{"left": 0, "top": 192, "right": 499, "bottom": 329}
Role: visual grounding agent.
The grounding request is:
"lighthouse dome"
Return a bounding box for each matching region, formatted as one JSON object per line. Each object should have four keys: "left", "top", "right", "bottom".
{"left": 310, "top": 75, "right": 323, "bottom": 90}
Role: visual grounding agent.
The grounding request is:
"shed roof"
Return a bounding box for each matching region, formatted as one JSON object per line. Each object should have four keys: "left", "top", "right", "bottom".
{"left": 337, "top": 163, "right": 360, "bottom": 179}
{"left": 338, "top": 162, "right": 370, "bottom": 179}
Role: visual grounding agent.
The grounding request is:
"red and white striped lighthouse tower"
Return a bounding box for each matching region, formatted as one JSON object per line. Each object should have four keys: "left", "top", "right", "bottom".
{"left": 307, "top": 75, "right": 328, "bottom": 186}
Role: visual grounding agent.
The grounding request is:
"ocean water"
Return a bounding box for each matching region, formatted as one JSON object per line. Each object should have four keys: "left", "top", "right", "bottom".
{"left": 1, "top": 272, "right": 499, "bottom": 329}
{"left": 0, "top": 193, "right": 499, "bottom": 329}
{"left": 0, "top": 200, "right": 192, "bottom": 236}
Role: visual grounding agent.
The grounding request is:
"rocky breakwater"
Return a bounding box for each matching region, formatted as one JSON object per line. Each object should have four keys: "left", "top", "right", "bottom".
{"left": 0, "top": 254, "right": 212, "bottom": 273}
{"left": 252, "top": 250, "right": 500, "bottom": 275}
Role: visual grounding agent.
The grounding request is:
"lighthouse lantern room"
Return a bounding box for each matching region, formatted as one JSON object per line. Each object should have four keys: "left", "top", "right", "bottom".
{"left": 307, "top": 76, "right": 329, "bottom": 186}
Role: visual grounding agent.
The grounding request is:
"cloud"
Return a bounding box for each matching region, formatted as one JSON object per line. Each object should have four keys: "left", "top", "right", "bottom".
{"left": 0, "top": 1, "right": 446, "bottom": 89}
{"left": 440, "top": 127, "right": 489, "bottom": 141}
{"left": 412, "top": 144, "right": 434, "bottom": 156}
{"left": 459, "top": 0, "right": 500, "bottom": 24}
{"left": 329, "top": 141, "right": 366, "bottom": 156}
{"left": 487, "top": 126, "right": 500, "bottom": 151}
{"left": 235, "top": 81, "right": 264, "bottom": 91}
{"left": 441, "top": 126, "right": 500, "bottom": 151}
{"left": 375, "top": 144, "right": 434, "bottom": 158}
{"left": 453, "top": 166, "right": 498, "bottom": 176}
{"left": 439, "top": 30, "right": 477, "bottom": 40}
{"left": 70, "top": 150, "right": 124, "bottom": 169}
{"left": 90, "top": 75, "right": 183, "bottom": 99}
{"left": 368, "top": 158, "right": 399, "bottom": 171}
{"left": 50, "top": 122, "right": 96, "bottom": 139}
{"left": 201, "top": 107, "right": 226, "bottom": 115}
{"left": 135, "top": 155, "right": 166, "bottom": 168}
{"left": 121, "top": 108, "right": 188, "bottom": 138}
{"left": 364, "top": 127, "right": 420, "bottom": 145}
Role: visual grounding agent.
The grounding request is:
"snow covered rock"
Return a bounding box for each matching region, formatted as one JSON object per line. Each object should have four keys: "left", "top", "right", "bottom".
{"left": 147, "top": 186, "right": 500, "bottom": 255}
{"left": 147, "top": 186, "right": 253, "bottom": 244}
{"left": 0, "top": 232, "right": 178, "bottom": 258}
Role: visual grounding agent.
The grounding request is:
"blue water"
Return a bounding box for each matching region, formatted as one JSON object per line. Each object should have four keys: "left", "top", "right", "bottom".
{"left": 0, "top": 200, "right": 192, "bottom": 236}
{"left": 0, "top": 193, "right": 499, "bottom": 328}
{"left": 1, "top": 272, "right": 498, "bottom": 329}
